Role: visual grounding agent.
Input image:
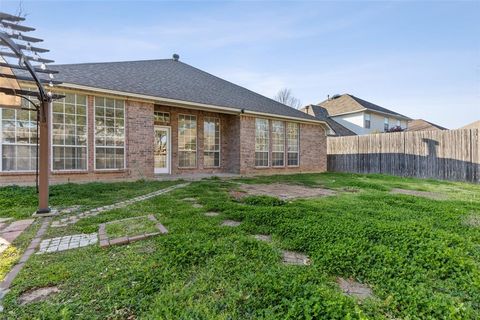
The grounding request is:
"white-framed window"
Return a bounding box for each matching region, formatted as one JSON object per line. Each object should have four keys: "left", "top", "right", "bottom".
{"left": 94, "top": 97, "right": 125, "bottom": 170}
{"left": 0, "top": 101, "right": 37, "bottom": 172}
{"left": 204, "top": 117, "right": 220, "bottom": 167}
{"left": 52, "top": 93, "right": 88, "bottom": 171}
{"left": 396, "top": 119, "right": 401, "bottom": 127}
{"left": 154, "top": 111, "right": 170, "bottom": 123}
{"left": 178, "top": 114, "right": 197, "bottom": 168}
{"left": 364, "top": 113, "right": 371, "bottom": 129}
{"left": 384, "top": 117, "right": 389, "bottom": 131}
{"left": 255, "top": 118, "right": 269, "bottom": 167}
{"left": 272, "top": 120, "right": 285, "bottom": 167}
{"left": 287, "top": 122, "right": 299, "bottom": 166}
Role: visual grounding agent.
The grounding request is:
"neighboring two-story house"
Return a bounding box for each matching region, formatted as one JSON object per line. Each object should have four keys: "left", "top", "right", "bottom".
{"left": 302, "top": 94, "right": 411, "bottom": 136}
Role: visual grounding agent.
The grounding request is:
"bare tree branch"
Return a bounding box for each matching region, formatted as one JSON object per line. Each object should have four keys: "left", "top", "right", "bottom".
{"left": 274, "top": 88, "right": 302, "bottom": 109}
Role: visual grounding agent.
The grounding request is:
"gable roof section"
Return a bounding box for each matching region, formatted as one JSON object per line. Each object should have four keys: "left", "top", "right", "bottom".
{"left": 301, "top": 105, "right": 356, "bottom": 136}
{"left": 318, "top": 94, "right": 410, "bottom": 120}
{"left": 406, "top": 119, "right": 447, "bottom": 131}
{"left": 42, "top": 59, "right": 318, "bottom": 122}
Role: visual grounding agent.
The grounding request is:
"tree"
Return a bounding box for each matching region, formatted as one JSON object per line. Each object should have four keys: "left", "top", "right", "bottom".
{"left": 274, "top": 88, "right": 302, "bottom": 109}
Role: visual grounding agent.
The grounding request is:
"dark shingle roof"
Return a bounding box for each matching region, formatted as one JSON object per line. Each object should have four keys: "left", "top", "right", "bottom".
{"left": 45, "top": 59, "right": 319, "bottom": 122}
{"left": 318, "top": 94, "right": 410, "bottom": 119}
{"left": 300, "top": 105, "right": 356, "bottom": 136}
{"left": 406, "top": 119, "right": 447, "bottom": 131}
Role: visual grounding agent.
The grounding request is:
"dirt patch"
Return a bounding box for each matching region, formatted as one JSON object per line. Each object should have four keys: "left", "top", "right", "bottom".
{"left": 229, "top": 190, "right": 247, "bottom": 201}
{"left": 235, "top": 183, "right": 336, "bottom": 200}
{"left": 18, "top": 286, "right": 60, "bottom": 305}
{"left": 390, "top": 188, "right": 447, "bottom": 200}
{"left": 336, "top": 277, "right": 373, "bottom": 301}
{"left": 463, "top": 213, "right": 480, "bottom": 228}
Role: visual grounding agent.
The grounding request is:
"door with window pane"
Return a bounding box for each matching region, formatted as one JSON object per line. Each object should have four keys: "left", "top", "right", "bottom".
{"left": 154, "top": 126, "right": 170, "bottom": 174}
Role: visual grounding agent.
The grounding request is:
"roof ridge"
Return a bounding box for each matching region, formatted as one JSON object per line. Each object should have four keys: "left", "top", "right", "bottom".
{"left": 52, "top": 58, "right": 174, "bottom": 67}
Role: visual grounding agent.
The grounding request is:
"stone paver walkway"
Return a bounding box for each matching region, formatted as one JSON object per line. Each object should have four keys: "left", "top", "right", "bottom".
{"left": 52, "top": 183, "right": 188, "bottom": 228}
{"left": 0, "top": 218, "right": 51, "bottom": 312}
{"left": 253, "top": 234, "right": 272, "bottom": 242}
{"left": 37, "top": 233, "right": 98, "bottom": 254}
{"left": 0, "top": 219, "right": 35, "bottom": 254}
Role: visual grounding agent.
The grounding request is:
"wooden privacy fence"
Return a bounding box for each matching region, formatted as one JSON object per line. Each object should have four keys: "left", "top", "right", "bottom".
{"left": 327, "top": 129, "right": 480, "bottom": 183}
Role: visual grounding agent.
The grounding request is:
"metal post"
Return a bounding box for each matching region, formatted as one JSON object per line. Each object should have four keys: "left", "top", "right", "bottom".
{"left": 37, "top": 99, "right": 50, "bottom": 214}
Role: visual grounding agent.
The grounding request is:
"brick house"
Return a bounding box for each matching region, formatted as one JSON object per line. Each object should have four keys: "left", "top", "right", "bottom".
{"left": 0, "top": 57, "right": 329, "bottom": 185}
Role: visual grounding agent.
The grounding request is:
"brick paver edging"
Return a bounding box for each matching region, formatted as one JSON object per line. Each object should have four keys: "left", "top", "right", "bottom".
{"left": 99, "top": 214, "right": 168, "bottom": 248}
{"left": 0, "top": 218, "right": 52, "bottom": 312}
{"left": 52, "top": 183, "right": 189, "bottom": 228}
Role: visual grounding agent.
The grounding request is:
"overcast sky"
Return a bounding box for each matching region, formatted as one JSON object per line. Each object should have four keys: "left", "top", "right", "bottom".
{"left": 1, "top": 0, "right": 479, "bottom": 128}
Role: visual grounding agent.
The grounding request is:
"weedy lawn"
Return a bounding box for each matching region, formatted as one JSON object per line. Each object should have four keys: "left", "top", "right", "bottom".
{"left": 1, "top": 173, "right": 479, "bottom": 319}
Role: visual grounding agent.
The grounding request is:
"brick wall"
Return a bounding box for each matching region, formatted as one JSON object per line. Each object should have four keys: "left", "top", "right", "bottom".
{"left": 238, "top": 115, "right": 327, "bottom": 175}
{"left": 153, "top": 105, "right": 240, "bottom": 174}
{"left": 0, "top": 93, "right": 327, "bottom": 186}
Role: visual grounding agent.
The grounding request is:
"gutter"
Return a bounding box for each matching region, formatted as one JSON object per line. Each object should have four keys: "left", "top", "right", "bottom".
{"left": 59, "top": 82, "right": 329, "bottom": 126}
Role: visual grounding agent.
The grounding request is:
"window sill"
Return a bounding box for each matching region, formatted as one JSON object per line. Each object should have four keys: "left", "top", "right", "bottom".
{"left": 52, "top": 170, "right": 89, "bottom": 175}
{"left": 93, "top": 169, "right": 129, "bottom": 174}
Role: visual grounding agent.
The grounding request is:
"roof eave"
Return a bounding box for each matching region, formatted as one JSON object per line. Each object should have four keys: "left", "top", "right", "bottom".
{"left": 54, "top": 82, "right": 324, "bottom": 124}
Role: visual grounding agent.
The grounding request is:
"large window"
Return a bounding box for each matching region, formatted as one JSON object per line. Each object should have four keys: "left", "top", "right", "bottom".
{"left": 287, "top": 122, "right": 299, "bottom": 166}
{"left": 52, "top": 93, "right": 87, "bottom": 171}
{"left": 272, "top": 120, "right": 285, "bottom": 167}
{"left": 1, "top": 101, "right": 37, "bottom": 171}
{"left": 204, "top": 117, "right": 220, "bottom": 167}
{"left": 94, "top": 97, "right": 125, "bottom": 170}
{"left": 178, "top": 114, "right": 197, "bottom": 168}
{"left": 255, "top": 118, "right": 269, "bottom": 167}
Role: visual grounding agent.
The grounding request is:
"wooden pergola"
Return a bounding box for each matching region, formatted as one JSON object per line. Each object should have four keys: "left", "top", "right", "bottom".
{"left": 0, "top": 12, "right": 63, "bottom": 214}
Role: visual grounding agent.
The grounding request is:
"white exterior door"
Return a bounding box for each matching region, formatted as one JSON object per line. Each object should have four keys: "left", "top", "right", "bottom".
{"left": 154, "top": 126, "right": 170, "bottom": 174}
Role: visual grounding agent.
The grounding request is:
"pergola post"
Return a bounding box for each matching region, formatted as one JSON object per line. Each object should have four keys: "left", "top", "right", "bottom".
{"left": 37, "top": 99, "right": 51, "bottom": 213}
{"left": 0, "top": 12, "right": 62, "bottom": 216}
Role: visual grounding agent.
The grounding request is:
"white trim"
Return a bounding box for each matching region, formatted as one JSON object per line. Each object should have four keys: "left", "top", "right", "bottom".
{"left": 57, "top": 83, "right": 329, "bottom": 125}
{"left": 329, "top": 108, "right": 411, "bottom": 121}
{"left": 154, "top": 125, "right": 171, "bottom": 174}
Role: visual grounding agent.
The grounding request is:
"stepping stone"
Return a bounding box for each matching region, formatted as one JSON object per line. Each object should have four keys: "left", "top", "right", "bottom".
{"left": 253, "top": 234, "right": 272, "bottom": 242}
{"left": 0, "top": 218, "right": 12, "bottom": 223}
{"left": 336, "top": 277, "right": 373, "bottom": 301}
{"left": 221, "top": 220, "right": 241, "bottom": 227}
{"left": 192, "top": 203, "right": 203, "bottom": 208}
{"left": 204, "top": 212, "right": 219, "bottom": 217}
{"left": 182, "top": 198, "right": 197, "bottom": 202}
{"left": 18, "top": 286, "right": 60, "bottom": 305}
{"left": 281, "top": 250, "right": 310, "bottom": 265}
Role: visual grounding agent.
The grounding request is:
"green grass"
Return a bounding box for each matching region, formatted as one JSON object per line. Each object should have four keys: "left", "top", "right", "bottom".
{"left": 1, "top": 173, "right": 480, "bottom": 319}
{"left": 0, "top": 180, "right": 181, "bottom": 220}
{"left": 105, "top": 216, "right": 159, "bottom": 238}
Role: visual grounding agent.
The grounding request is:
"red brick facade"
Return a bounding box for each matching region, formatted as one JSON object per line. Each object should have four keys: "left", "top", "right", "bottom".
{"left": 0, "top": 92, "right": 327, "bottom": 185}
